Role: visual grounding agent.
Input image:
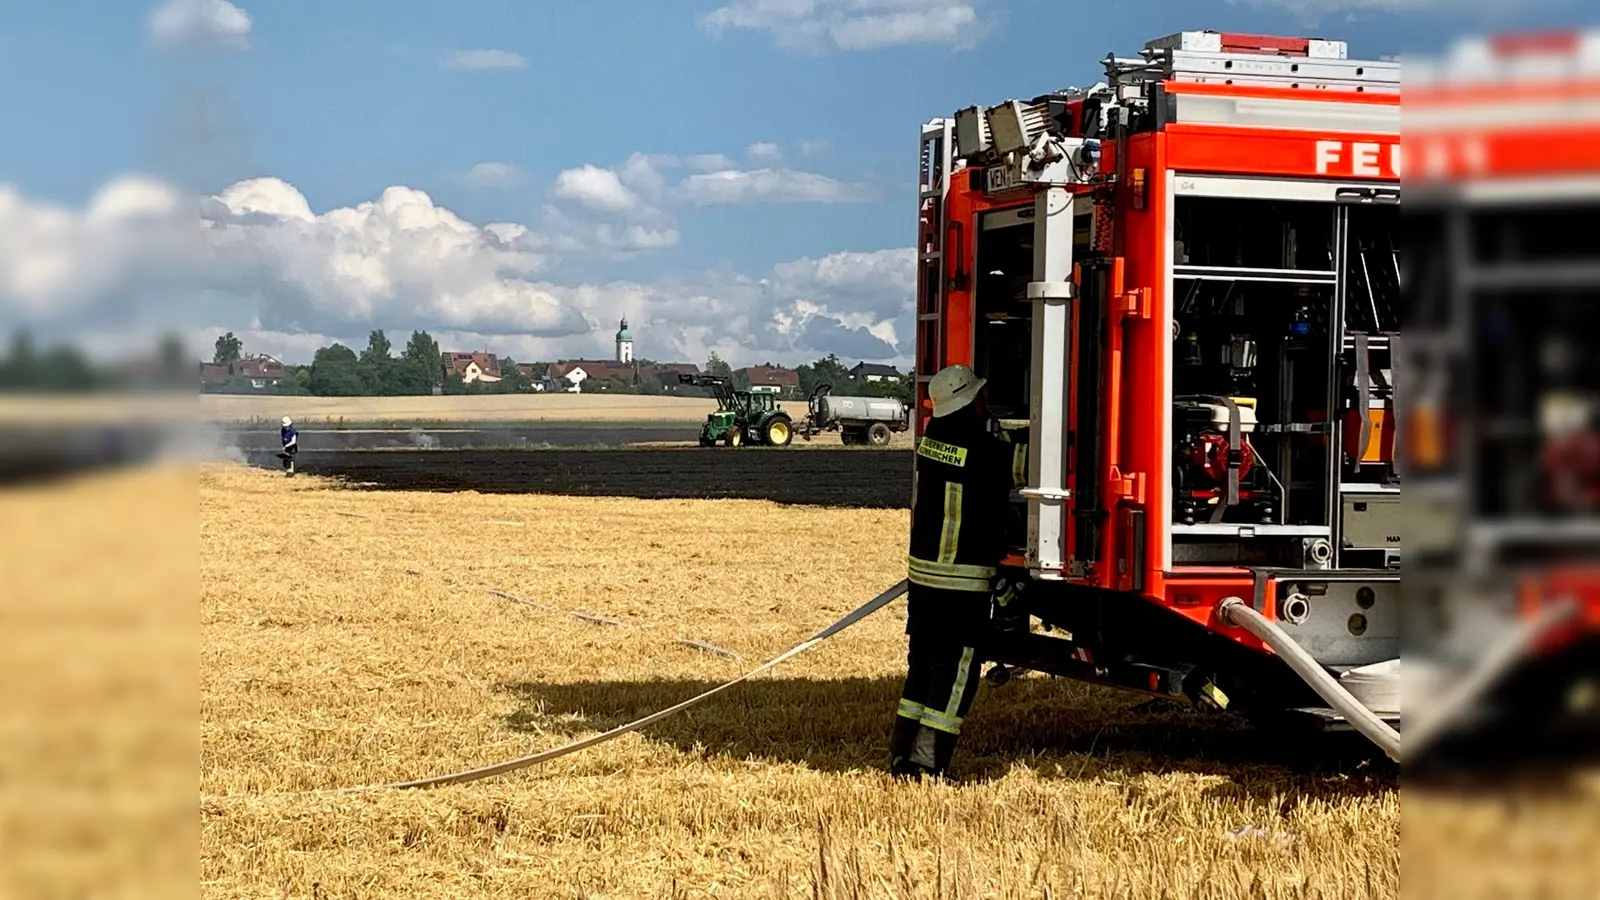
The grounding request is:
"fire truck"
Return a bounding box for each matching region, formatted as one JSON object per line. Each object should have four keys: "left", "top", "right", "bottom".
{"left": 1402, "top": 30, "right": 1600, "bottom": 770}
{"left": 914, "top": 30, "right": 1403, "bottom": 753}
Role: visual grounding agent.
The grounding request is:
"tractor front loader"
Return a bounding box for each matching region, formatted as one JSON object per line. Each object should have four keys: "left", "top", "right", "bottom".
{"left": 679, "top": 374, "right": 795, "bottom": 448}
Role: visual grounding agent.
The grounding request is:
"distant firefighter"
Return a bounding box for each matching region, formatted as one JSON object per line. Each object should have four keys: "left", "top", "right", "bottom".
{"left": 279, "top": 416, "right": 298, "bottom": 477}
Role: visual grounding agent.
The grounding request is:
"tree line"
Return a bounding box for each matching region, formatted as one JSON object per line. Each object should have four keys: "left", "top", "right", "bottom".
{"left": 208, "top": 330, "right": 914, "bottom": 404}
{"left": 0, "top": 330, "right": 191, "bottom": 393}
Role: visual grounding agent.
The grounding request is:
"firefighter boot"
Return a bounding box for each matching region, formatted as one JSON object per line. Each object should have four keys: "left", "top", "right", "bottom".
{"left": 889, "top": 719, "right": 939, "bottom": 781}
{"left": 930, "top": 729, "right": 962, "bottom": 780}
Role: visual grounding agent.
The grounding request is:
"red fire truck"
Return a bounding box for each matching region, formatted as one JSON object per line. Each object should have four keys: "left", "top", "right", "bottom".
{"left": 914, "top": 30, "right": 1402, "bottom": 750}
{"left": 1402, "top": 30, "right": 1600, "bottom": 769}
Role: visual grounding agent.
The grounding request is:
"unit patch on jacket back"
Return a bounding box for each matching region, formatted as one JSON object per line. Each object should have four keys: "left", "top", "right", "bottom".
{"left": 916, "top": 437, "right": 968, "bottom": 467}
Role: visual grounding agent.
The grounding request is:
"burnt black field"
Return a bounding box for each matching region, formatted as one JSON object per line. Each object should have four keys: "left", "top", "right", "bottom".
{"left": 225, "top": 421, "right": 695, "bottom": 452}
{"left": 252, "top": 448, "right": 914, "bottom": 509}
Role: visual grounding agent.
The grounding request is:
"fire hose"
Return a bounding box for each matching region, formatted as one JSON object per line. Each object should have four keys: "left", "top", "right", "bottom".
{"left": 1218, "top": 597, "right": 1402, "bottom": 763}
{"left": 359, "top": 579, "right": 910, "bottom": 792}
{"left": 1401, "top": 597, "right": 1581, "bottom": 763}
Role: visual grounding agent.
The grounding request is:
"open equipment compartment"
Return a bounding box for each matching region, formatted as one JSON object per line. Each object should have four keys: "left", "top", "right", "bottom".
{"left": 1165, "top": 180, "right": 1400, "bottom": 572}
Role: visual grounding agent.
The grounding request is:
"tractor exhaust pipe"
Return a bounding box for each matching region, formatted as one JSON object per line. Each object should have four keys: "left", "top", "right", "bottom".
{"left": 1218, "top": 597, "right": 1402, "bottom": 763}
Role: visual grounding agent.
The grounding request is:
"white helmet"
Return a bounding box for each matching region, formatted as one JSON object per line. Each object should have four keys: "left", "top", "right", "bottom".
{"left": 282, "top": 416, "right": 293, "bottom": 428}
{"left": 928, "top": 364, "right": 986, "bottom": 418}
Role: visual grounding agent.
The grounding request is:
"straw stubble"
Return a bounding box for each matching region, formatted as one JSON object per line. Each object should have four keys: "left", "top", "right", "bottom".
{"left": 200, "top": 464, "right": 1396, "bottom": 898}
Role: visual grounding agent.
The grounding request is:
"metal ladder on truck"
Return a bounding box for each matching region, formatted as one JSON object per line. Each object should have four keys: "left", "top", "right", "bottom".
{"left": 1103, "top": 30, "right": 1401, "bottom": 94}
{"left": 916, "top": 119, "right": 954, "bottom": 424}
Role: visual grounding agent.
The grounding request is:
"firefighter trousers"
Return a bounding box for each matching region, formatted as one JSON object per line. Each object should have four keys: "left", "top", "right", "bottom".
{"left": 890, "top": 583, "right": 991, "bottom": 777}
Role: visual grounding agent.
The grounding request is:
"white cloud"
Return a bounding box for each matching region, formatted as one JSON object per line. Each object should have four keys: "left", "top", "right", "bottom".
{"left": 201, "top": 179, "right": 584, "bottom": 338}
{"left": 747, "top": 142, "right": 785, "bottom": 162}
{"left": 0, "top": 176, "right": 196, "bottom": 322}
{"left": 0, "top": 174, "right": 909, "bottom": 369}
{"left": 700, "top": 0, "right": 984, "bottom": 52}
{"left": 685, "top": 154, "right": 738, "bottom": 172}
{"left": 534, "top": 204, "right": 681, "bottom": 256}
{"left": 457, "top": 162, "right": 527, "bottom": 189}
{"left": 535, "top": 248, "right": 912, "bottom": 365}
{"left": 546, "top": 152, "right": 872, "bottom": 227}
{"left": 149, "top": 0, "right": 253, "bottom": 50}
{"left": 444, "top": 49, "right": 528, "bottom": 70}
{"left": 676, "top": 168, "right": 870, "bottom": 206}
{"left": 550, "top": 165, "right": 648, "bottom": 214}
{"left": 799, "top": 139, "right": 831, "bottom": 156}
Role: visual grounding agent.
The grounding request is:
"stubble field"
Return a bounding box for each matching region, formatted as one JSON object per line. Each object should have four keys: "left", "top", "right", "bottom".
{"left": 199, "top": 463, "right": 1399, "bottom": 899}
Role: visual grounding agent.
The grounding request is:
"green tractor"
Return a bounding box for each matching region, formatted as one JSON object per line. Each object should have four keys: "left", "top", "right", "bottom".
{"left": 679, "top": 374, "right": 794, "bottom": 448}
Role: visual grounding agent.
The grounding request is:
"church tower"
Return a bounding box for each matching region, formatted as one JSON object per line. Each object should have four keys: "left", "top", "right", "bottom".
{"left": 615, "top": 317, "right": 634, "bottom": 363}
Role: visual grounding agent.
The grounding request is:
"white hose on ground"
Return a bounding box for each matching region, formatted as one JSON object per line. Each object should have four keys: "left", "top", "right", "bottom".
{"left": 1401, "top": 597, "right": 1581, "bottom": 763}
{"left": 1218, "top": 597, "right": 1402, "bottom": 763}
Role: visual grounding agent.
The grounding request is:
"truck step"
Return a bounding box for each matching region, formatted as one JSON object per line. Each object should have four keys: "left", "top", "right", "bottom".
{"left": 1285, "top": 706, "right": 1401, "bottom": 733}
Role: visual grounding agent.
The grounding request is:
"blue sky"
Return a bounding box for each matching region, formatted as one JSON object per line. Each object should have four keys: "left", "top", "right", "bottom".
{"left": 0, "top": 0, "right": 1582, "bottom": 367}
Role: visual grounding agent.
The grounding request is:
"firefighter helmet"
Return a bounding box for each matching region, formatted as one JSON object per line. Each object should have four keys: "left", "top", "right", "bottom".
{"left": 928, "top": 364, "right": 986, "bottom": 418}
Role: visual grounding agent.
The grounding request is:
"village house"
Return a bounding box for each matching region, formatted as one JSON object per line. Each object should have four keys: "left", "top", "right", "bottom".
{"left": 849, "top": 362, "right": 904, "bottom": 383}
{"left": 546, "top": 359, "right": 701, "bottom": 392}
{"left": 735, "top": 364, "right": 800, "bottom": 396}
{"left": 199, "top": 354, "right": 286, "bottom": 391}
{"left": 440, "top": 351, "right": 502, "bottom": 384}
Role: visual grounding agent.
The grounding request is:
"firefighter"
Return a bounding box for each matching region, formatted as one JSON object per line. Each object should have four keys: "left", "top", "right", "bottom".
{"left": 279, "top": 416, "right": 298, "bottom": 477}
{"left": 890, "top": 363, "right": 1020, "bottom": 781}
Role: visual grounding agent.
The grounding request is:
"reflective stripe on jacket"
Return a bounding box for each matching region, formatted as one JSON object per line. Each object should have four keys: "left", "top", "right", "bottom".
{"left": 907, "top": 413, "right": 1014, "bottom": 592}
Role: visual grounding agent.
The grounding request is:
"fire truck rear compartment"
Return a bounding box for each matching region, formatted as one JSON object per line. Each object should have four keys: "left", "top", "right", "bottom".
{"left": 1170, "top": 193, "right": 1399, "bottom": 570}
{"left": 920, "top": 30, "right": 1408, "bottom": 754}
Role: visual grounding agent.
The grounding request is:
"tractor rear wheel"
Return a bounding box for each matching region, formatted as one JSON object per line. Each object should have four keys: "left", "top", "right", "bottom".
{"left": 867, "top": 423, "right": 893, "bottom": 446}
{"left": 765, "top": 415, "right": 793, "bottom": 447}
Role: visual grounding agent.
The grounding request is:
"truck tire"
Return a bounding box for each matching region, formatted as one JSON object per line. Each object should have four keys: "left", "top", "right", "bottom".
{"left": 867, "top": 423, "right": 893, "bottom": 446}
{"left": 841, "top": 427, "right": 863, "bottom": 446}
{"left": 765, "top": 415, "right": 793, "bottom": 447}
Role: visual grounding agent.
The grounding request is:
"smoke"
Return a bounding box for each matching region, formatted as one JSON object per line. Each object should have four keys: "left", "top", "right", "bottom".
{"left": 407, "top": 426, "right": 440, "bottom": 450}
{"left": 159, "top": 419, "right": 245, "bottom": 464}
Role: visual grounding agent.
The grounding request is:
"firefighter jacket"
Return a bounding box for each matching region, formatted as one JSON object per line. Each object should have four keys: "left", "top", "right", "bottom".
{"left": 908, "top": 414, "right": 1024, "bottom": 593}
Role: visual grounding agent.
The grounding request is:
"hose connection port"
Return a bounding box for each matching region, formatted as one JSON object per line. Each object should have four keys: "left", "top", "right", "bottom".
{"left": 1279, "top": 592, "right": 1312, "bottom": 626}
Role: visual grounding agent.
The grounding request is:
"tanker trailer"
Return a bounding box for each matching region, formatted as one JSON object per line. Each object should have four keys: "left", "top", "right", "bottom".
{"left": 799, "top": 384, "right": 910, "bottom": 446}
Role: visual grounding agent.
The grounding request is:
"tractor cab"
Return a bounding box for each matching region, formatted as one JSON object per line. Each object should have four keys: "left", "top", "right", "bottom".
{"left": 743, "top": 390, "right": 781, "bottom": 416}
